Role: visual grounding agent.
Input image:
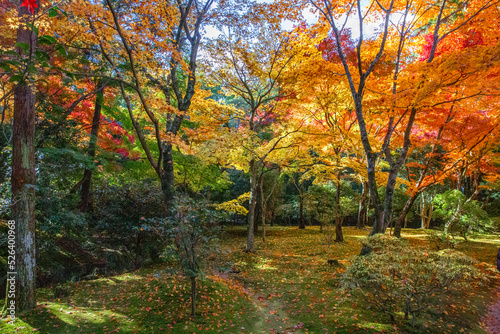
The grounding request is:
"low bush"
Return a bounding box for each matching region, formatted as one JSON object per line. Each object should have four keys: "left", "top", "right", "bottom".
{"left": 341, "top": 235, "right": 486, "bottom": 326}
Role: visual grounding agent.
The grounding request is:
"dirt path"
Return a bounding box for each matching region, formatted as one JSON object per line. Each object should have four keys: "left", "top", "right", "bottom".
{"left": 247, "top": 291, "right": 304, "bottom": 334}
{"left": 217, "top": 272, "right": 304, "bottom": 334}
{"left": 484, "top": 288, "right": 500, "bottom": 333}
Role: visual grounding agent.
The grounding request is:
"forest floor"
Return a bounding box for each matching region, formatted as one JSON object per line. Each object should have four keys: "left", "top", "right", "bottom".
{"left": 1, "top": 226, "right": 499, "bottom": 334}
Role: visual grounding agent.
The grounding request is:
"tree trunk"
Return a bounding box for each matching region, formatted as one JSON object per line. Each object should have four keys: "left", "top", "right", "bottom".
{"left": 356, "top": 181, "right": 368, "bottom": 229}
{"left": 423, "top": 204, "right": 433, "bottom": 229}
{"left": 246, "top": 160, "right": 258, "bottom": 252}
{"left": 365, "top": 153, "right": 384, "bottom": 236}
{"left": 335, "top": 218, "right": 344, "bottom": 242}
{"left": 79, "top": 80, "right": 104, "bottom": 212}
{"left": 335, "top": 171, "right": 343, "bottom": 242}
{"left": 190, "top": 276, "right": 196, "bottom": 319}
{"left": 360, "top": 153, "right": 384, "bottom": 255}
{"left": 394, "top": 192, "right": 419, "bottom": 238}
{"left": 299, "top": 195, "right": 305, "bottom": 229}
{"left": 161, "top": 144, "right": 175, "bottom": 209}
{"left": 379, "top": 165, "right": 401, "bottom": 233}
{"left": 260, "top": 176, "right": 266, "bottom": 242}
{"left": 11, "top": 2, "right": 39, "bottom": 311}
{"left": 292, "top": 176, "right": 306, "bottom": 229}
{"left": 420, "top": 193, "right": 433, "bottom": 230}
{"left": 254, "top": 187, "right": 261, "bottom": 235}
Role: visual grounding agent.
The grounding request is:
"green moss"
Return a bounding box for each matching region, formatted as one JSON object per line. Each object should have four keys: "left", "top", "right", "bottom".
{"left": 1, "top": 227, "right": 497, "bottom": 333}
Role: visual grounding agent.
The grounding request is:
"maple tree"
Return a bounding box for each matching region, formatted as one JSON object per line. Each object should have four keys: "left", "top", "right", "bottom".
{"left": 57, "top": 0, "right": 220, "bottom": 207}
{"left": 281, "top": 0, "right": 500, "bottom": 246}
{"left": 202, "top": 8, "right": 303, "bottom": 252}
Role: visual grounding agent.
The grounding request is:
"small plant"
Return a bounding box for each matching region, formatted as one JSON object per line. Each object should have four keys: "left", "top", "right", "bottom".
{"left": 164, "top": 195, "right": 224, "bottom": 319}
{"left": 341, "top": 235, "right": 485, "bottom": 326}
{"left": 428, "top": 230, "right": 462, "bottom": 250}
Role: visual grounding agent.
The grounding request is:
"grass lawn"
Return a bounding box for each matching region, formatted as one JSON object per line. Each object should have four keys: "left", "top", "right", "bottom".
{"left": 1, "top": 226, "right": 499, "bottom": 333}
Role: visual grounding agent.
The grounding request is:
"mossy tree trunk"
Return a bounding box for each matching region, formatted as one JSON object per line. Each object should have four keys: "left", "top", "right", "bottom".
{"left": 11, "top": 1, "right": 40, "bottom": 312}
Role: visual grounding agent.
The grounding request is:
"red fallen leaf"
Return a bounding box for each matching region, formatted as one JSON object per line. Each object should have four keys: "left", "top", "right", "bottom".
{"left": 20, "top": 0, "right": 38, "bottom": 14}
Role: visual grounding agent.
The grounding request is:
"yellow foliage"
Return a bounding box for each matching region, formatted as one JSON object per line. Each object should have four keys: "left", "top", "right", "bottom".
{"left": 214, "top": 192, "right": 251, "bottom": 215}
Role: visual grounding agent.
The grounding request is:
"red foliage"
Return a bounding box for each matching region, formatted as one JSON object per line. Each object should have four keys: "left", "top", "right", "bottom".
{"left": 418, "top": 29, "right": 484, "bottom": 61}
{"left": 20, "top": 0, "right": 38, "bottom": 14}
{"left": 317, "top": 29, "right": 357, "bottom": 63}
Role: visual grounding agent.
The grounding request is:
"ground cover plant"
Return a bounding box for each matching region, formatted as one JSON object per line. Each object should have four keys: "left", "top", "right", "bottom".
{"left": 1, "top": 226, "right": 499, "bottom": 333}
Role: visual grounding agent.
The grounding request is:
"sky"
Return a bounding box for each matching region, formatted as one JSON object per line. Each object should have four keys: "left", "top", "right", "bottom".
{"left": 204, "top": 2, "right": 383, "bottom": 41}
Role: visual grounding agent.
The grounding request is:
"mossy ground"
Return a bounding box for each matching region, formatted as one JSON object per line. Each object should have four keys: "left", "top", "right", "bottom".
{"left": 1, "top": 226, "right": 499, "bottom": 333}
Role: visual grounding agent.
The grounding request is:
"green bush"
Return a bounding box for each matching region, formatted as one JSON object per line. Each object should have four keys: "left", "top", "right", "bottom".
{"left": 163, "top": 195, "right": 225, "bottom": 318}
{"left": 341, "top": 235, "right": 485, "bottom": 326}
{"left": 433, "top": 189, "right": 491, "bottom": 240}
{"left": 427, "top": 230, "right": 463, "bottom": 250}
{"left": 90, "top": 179, "right": 166, "bottom": 266}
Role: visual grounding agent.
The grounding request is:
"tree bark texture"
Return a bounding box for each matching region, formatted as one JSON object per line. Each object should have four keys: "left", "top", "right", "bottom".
{"left": 79, "top": 80, "right": 105, "bottom": 212}
{"left": 335, "top": 171, "right": 343, "bottom": 242}
{"left": 11, "top": 2, "right": 40, "bottom": 311}
{"left": 356, "top": 181, "right": 368, "bottom": 229}
{"left": 246, "top": 160, "right": 258, "bottom": 252}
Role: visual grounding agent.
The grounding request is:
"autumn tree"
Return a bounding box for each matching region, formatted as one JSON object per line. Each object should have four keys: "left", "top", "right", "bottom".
{"left": 279, "top": 26, "right": 371, "bottom": 240}
{"left": 392, "top": 12, "right": 500, "bottom": 236}
{"left": 203, "top": 8, "right": 300, "bottom": 252}
{"left": 64, "top": 0, "right": 218, "bottom": 207}
{"left": 289, "top": 0, "right": 500, "bottom": 246}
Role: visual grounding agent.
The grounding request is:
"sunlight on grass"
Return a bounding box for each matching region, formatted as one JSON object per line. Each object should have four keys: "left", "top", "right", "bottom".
{"left": 255, "top": 257, "right": 278, "bottom": 270}
{"left": 0, "top": 319, "right": 35, "bottom": 333}
{"left": 4, "top": 226, "right": 498, "bottom": 334}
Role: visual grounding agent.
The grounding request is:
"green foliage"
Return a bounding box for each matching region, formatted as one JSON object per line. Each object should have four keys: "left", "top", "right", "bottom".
{"left": 304, "top": 184, "right": 336, "bottom": 224}
{"left": 304, "top": 182, "right": 358, "bottom": 224}
{"left": 491, "top": 217, "right": 500, "bottom": 233}
{"left": 341, "top": 235, "right": 485, "bottom": 326}
{"left": 164, "top": 195, "right": 225, "bottom": 279}
{"left": 36, "top": 147, "right": 90, "bottom": 237}
{"left": 427, "top": 230, "right": 463, "bottom": 250}
{"left": 433, "top": 189, "right": 491, "bottom": 239}
{"left": 91, "top": 179, "right": 166, "bottom": 253}
{"left": 0, "top": 147, "right": 11, "bottom": 218}
{"left": 173, "top": 152, "right": 232, "bottom": 194}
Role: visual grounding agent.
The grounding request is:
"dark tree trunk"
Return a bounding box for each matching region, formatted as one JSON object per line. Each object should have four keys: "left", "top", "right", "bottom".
{"left": 79, "top": 80, "right": 105, "bottom": 212}
{"left": 335, "top": 218, "right": 344, "bottom": 242}
{"left": 246, "top": 160, "right": 258, "bottom": 252}
{"left": 365, "top": 153, "right": 384, "bottom": 235}
{"left": 11, "top": 2, "right": 39, "bottom": 312}
{"left": 394, "top": 191, "right": 420, "bottom": 238}
{"left": 254, "top": 184, "right": 261, "bottom": 235}
{"left": 356, "top": 181, "right": 368, "bottom": 229}
{"left": 161, "top": 144, "right": 175, "bottom": 208}
{"left": 335, "top": 171, "right": 343, "bottom": 242}
{"left": 299, "top": 196, "right": 305, "bottom": 229}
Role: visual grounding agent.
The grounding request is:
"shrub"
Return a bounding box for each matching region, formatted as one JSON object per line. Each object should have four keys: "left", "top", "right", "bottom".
{"left": 428, "top": 230, "right": 463, "bottom": 250}
{"left": 90, "top": 179, "right": 166, "bottom": 266}
{"left": 433, "top": 189, "right": 491, "bottom": 240}
{"left": 164, "top": 195, "right": 226, "bottom": 319}
{"left": 340, "top": 235, "right": 485, "bottom": 326}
